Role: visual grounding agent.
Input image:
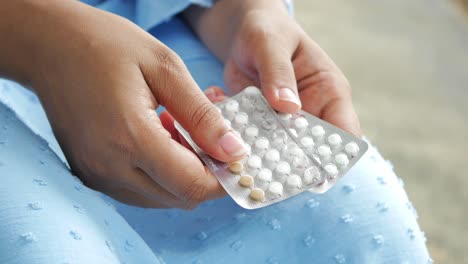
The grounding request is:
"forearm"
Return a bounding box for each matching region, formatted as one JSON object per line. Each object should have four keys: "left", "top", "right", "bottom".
{"left": 183, "top": 0, "right": 289, "bottom": 62}
{"left": 0, "top": 0, "right": 105, "bottom": 88}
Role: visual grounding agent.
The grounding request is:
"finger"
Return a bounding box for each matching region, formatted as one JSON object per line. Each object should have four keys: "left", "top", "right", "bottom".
{"left": 204, "top": 86, "right": 227, "bottom": 103}
{"left": 135, "top": 110, "right": 226, "bottom": 208}
{"left": 160, "top": 110, "right": 195, "bottom": 151}
{"left": 204, "top": 86, "right": 226, "bottom": 101}
{"left": 254, "top": 41, "right": 301, "bottom": 113}
{"left": 160, "top": 110, "right": 178, "bottom": 140}
{"left": 294, "top": 40, "right": 362, "bottom": 136}
{"left": 140, "top": 47, "right": 248, "bottom": 162}
{"left": 320, "top": 97, "right": 362, "bottom": 137}
{"left": 106, "top": 188, "right": 169, "bottom": 208}
{"left": 101, "top": 166, "right": 189, "bottom": 209}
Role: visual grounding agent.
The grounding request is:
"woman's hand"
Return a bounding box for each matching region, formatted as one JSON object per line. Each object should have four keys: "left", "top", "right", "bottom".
{"left": 185, "top": 0, "right": 361, "bottom": 136}
{"left": 0, "top": 1, "right": 251, "bottom": 208}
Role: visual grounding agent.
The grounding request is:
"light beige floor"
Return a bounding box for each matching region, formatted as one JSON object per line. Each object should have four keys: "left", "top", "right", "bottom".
{"left": 295, "top": 1, "right": 468, "bottom": 263}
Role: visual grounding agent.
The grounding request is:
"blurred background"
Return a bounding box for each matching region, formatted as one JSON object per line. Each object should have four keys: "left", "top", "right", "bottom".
{"left": 295, "top": 0, "right": 467, "bottom": 263}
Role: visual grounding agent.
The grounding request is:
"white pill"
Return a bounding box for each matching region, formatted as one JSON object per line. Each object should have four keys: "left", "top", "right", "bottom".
{"left": 294, "top": 117, "right": 309, "bottom": 129}
{"left": 335, "top": 153, "right": 349, "bottom": 168}
{"left": 247, "top": 155, "right": 262, "bottom": 170}
{"left": 327, "top": 133, "right": 342, "bottom": 148}
{"left": 286, "top": 174, "right": 303, "bottom": 189}
{"left": 274, "top": 162, "right": 291, "bottom": 183}
{"left": 275, "top": 162, "right": 291, "bottom": 175}
{"left": 300, "top": 136, "right": 315, "bottom": 148}
{"left": 257, "top": 168, "right": 273, "bottom": 183}
{"left": 324, "top": 163, "right": 338, "bottom": 178}
{"left": 267, "top": 182, "right": 284, "bottom": 197}
{"left": 239, "top": 175, "right": 254, "bottom": 187}
{"left": 254, "top": 137, "right": 269, "bottom": 152}
{"left": 224, "top": 100, "right": 239, "bottom": 119}
{"left": 317, "top": 145, "right": 332, "bottom": 158}
{"left": 250, "top": 188, "right": 265, "bottom": 202}
{"left": 233, "top": 112, "right": 249, "bottom": 128}
{"left": 311, "top": 125, "right": 325, "bottom": 138}
{"left": 264, "top": 149, "right": 280, "bottom": 168}
{"left": 303, "top": 166, "right": 322, "bottom": 185}
{"left": 345, "top": 142, "right": 360, "bottom": 157}
{"left": 244, "top": 86, "right": 260, "bottom": 96}
{"left": 278, "top": 113, "right": 292, "bottom": 122}
{"left": 244, "top": 125, "right": 259, "bottom": 143}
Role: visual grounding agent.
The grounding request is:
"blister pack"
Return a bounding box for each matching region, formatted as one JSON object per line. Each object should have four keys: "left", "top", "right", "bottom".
{"left": 175, "top": 86, "right": 368, "bottom": 209}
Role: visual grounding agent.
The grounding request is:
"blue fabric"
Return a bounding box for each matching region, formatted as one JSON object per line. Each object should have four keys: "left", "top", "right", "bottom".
{"left": 0, "top": 2, "right": 431, "bottom": 264}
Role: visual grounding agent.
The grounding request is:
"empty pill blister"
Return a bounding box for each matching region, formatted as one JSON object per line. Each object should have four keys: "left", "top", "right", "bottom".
{"left": 175, "top": 86, "right": 368, "bottom": 209}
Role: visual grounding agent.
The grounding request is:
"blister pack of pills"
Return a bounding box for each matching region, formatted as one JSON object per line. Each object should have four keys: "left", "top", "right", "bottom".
{"left": 175, "top": 86, "right": 368, "bottom": 209}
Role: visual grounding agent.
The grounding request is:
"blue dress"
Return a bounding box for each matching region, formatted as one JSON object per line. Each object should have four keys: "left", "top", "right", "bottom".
{"left": 0, "top": 1, "right": 431, "bottom": 263}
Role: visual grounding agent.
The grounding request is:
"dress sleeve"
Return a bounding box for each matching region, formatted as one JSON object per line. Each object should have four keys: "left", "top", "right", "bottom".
{"left": 81, "top": 0, "right": 294, "bottom": 31}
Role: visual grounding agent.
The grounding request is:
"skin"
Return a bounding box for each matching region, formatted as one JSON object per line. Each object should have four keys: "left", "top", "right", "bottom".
{"left": 0, "top": 0, "right": 360, "bottom": 209}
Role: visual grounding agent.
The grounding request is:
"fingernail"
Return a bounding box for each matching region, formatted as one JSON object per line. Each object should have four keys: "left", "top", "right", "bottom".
{"left": 205, "top": 88, "right": 216, "bottom": 101}
{"left": 278, "top": 88, "right": 301, "bottom": 107}
{"left": 220, "top": 131, "right": 248, "bottom": 157}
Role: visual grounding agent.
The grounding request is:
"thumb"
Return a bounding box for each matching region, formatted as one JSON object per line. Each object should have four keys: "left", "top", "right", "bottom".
{"left": 255, "top": 41, "right": 301, "bottom": 113}
{"left": 141, "top": 48, "right": 248, "bottom": 162}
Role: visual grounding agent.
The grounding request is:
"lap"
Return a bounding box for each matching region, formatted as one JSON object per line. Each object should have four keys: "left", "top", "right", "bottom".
{"left": 0, "top": 103, "right": 160, "bottom": 264}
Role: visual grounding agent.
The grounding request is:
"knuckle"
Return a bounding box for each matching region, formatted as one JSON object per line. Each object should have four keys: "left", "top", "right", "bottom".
{"left": 155, "top": 49, "right": 185, "bottom": 78}
{"left": 180, "top": 179, "right": 209, "bottom": 206}
{"left": 189, "top": 99, "right": 223, "bottom": 131}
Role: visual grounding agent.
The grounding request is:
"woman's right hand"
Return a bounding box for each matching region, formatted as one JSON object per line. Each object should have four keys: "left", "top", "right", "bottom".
{"left": 0, "top": 0, "right": 248, "bottom": 208}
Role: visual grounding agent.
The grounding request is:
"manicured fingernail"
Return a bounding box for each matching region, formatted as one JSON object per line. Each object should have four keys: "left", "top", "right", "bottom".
{"left": 278, "top": 88, "right": 301, "bottom": 108}
{"left": 205, "top": 88, "right": 216, "bottom": 101}
{"left": 220, "top": 131, "right": 248, "bottom": 157}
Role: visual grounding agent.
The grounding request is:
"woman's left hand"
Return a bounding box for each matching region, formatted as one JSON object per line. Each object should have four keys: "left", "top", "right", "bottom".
{"left": 185, "top": 0, "right": 362, "bottom": 136}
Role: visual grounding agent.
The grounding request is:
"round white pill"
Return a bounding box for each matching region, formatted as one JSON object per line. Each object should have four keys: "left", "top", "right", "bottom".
{"left": 244, "top": 125, "right": 259, "bottom": 143}
{"left": 254, "top": 137, "right": 270, "bottom": 152}
{"left": 250, "top": 188, "right": 265, "bottom": 202}
{"left": 345, "top": 142, "right": 360, "bottom": 157}
{"left": 233, "top": 112, "right": 249, "bottom": 128}
{"left": 275, "top": 162, "right": 291, "bottom": 175}
{"left": 267, "top": 182, "right": 283, "bottom": 197}
{"left": 327, "top": 133, "right": 342, "bottom": 147}
{"left": 278, "top": 113, "right": 292, "bottom": 122}
{"left": 244, "top": 86, "right": 260, "bottom": 96}
{"left": 257, "top": 168, "right": 273, "bottom": 183}
{"left": 239, "top": 175, "right": 254, "bottom": 187}
{"left": 294, "top": 117, "right": 309, "bottom": 130}
{"left": 317, "top": 145, "right": 332, "bottom": 158}
{"left": 303, "top": 166, "right": 322, "bottom": 185}
{"left": 247, "top": 155, "right": 262, "bottom": 170}
{"left": 324, "top": 163, "right": 338, "bottom": 178}
{"left": 311, "top": 125, "right": 325, "bottom": 138}
{"left": 335, "top": 153, "right": 349, "bottom": 168}
{"left": 264, "top": 149, "right": 280, "bottom": 166}
{"left": 286, "top": 174, "right": 302, "bottom": 189}
{"left": 224, "top": 100, "right": 239, "bottom": 119}
{"left": 300, "top": 136, "right": 315, "bottom": 148}
{"left": 274, "top": 162, "right": 291, "bottom": 183}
